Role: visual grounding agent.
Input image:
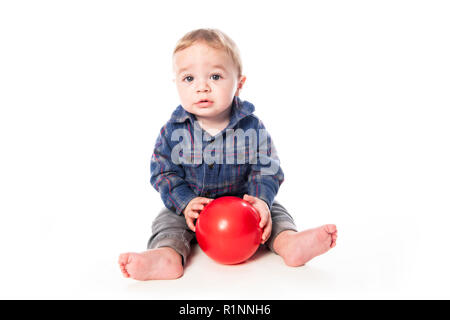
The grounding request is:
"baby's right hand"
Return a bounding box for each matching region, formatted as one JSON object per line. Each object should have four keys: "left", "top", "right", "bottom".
{"left": 183, "top": 197, "right": 213, "bottom": 232}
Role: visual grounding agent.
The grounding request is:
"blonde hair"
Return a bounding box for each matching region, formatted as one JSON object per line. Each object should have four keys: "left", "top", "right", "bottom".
{"left": 173, "top": 28, "right": 243, "bottom": 77}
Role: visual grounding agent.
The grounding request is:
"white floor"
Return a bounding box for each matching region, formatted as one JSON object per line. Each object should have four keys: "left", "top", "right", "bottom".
{"left": 1, "top": 193, "right": 449, "bottom": 300}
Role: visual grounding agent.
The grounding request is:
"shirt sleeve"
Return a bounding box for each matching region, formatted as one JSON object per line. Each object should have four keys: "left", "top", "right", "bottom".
{"left": 150, "top": 125, "right": 197, "bottom": 215}
{"left": 246, "top": 120, "right": 284, "bottom": 209}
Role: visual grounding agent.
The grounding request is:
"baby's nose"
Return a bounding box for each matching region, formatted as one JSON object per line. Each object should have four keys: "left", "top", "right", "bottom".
{"left": 196, "top": 80, "right": 211, "bottom": 92}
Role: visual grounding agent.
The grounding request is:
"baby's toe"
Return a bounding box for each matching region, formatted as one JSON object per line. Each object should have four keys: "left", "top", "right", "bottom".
{"left": 325, "top": 224, "right": 337, "bottom": 234}
{"left": 118, "top": 253, "right": 129, "bottom": 265}
{"left": 330, "top": 236, "right": 337, "bottom": 248}
{"left": 120, "top": 266, "right": 130, "bottom": 277}
{"left": 118, "top": 253, "right": 135, "bottom": 277}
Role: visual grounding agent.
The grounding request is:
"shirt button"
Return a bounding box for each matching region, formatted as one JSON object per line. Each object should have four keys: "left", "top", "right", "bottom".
{"left": 208, "top": 163, "right": 214, "bottom": 169}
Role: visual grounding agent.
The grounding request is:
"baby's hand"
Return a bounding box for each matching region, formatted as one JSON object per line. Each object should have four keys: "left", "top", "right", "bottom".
{"left": 243, "top": 194, "right": 272, "bottom": 244}
{"left": 183, "top": 197, "right": 213, "bottom": 232}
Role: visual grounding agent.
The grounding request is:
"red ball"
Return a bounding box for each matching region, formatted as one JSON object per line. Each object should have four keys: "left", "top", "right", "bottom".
{"left": 195, "top": 196, "right": 263, "bottom": 265}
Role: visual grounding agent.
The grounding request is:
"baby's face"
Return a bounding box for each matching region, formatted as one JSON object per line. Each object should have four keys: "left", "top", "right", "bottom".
{"left": 173, "top": 42, "right": 245, "bottom": 122}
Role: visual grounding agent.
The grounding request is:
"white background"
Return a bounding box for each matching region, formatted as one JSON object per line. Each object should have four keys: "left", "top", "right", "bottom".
{"left": 0, "top": 0, "right": 449, "bottom": 299}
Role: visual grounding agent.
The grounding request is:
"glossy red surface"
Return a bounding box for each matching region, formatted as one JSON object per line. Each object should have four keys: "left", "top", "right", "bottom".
{"left": 196, "top": 196, "right": 262, "bottom": 265}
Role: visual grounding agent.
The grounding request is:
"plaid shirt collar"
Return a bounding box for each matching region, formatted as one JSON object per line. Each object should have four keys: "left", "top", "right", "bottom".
{"left": 168, "top": 96, "right": 255, "bottom": 129}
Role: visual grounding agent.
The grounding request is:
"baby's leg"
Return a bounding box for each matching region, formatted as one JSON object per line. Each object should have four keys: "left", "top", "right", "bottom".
{"left": 266, "top": 201, "right": 338, "bottom": 267}
{"left": 118, "top": 207, "right": 195, "bottom": 280}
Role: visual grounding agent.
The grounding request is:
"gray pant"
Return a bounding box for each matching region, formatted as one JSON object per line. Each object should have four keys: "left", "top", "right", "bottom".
{"left": 147, "top": 200, "right": 297, "bottom": 265}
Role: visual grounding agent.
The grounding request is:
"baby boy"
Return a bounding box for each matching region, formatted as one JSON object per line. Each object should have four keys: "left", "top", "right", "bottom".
{"left": 119, "top": 29, "right": 337, "bottom": 280}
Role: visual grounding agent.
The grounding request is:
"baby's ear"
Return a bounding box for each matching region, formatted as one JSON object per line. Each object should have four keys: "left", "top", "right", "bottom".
{"left": 239, "top": 75, "right": 246, "bottom": 88}
{"left": 234, "top": 76, "right": 245, "bottom": 96}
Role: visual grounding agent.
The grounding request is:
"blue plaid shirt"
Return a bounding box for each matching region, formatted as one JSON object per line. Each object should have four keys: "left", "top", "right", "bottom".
{"left": 150, "top": 96, "right": 284, "bottom": 215}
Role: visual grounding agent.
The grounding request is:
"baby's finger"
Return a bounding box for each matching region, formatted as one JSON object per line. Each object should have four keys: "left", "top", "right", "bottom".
{"left": 191, "top": 203, "right": 204, "bottom": 211}
{"left": 198, "top": 197, "right": 213, "bottom": 205}
{"left": 185, "top": 216, "right": 196, "bottom": 232}
{"left": 187, "top": 210, "right": 199, "bottom": 219}
{"left": 259, "top": 210, "right": 269, "bottom": 228}
{"left": 261, "top": 228, "right": 272, "bottom": 244}
{"left": 243, "top": 194, "right": 256, "bottom": 204}
{"left": 261, "top": 221, "right": 272, "bottom": 244}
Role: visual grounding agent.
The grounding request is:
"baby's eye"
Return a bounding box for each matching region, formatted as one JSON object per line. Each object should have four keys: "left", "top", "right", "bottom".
{"left": 183, "top": 76, "right": 194, "bottom": 82}
{"left": 211, "top": 74, "right": 221, "bottom": 80}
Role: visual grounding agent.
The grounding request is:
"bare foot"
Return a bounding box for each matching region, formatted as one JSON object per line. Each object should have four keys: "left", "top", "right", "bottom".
{"left": 118, "top": 247, "right": 183, "bottom": 280}
{"left": 274, "top": 224, "right": 338, "bottom": 267}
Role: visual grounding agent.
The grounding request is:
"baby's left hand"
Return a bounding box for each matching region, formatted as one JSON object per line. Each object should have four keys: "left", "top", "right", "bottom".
{"left": 243, "top": 194, "right": 272, "bottom": 244}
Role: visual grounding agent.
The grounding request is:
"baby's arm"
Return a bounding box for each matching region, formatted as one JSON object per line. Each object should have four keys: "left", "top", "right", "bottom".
{"left": 150, "top": 125, "right": 197, "bottom": 215}
{"left": 246, "top": 120, "right": 284, "bottom": 209}
{"left": 245, "top": 120, "right": 284, "bottom": 242}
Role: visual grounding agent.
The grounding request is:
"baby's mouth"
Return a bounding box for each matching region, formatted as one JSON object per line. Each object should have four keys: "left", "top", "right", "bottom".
{"left": 195, "top": 99, "right": 214, "bottom": 107}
